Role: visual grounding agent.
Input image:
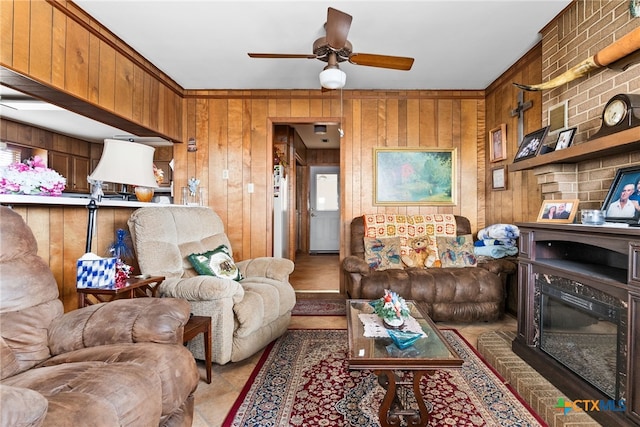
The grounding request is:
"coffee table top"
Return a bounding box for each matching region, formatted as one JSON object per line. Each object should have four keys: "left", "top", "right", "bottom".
{"left": 346, "top": 299, "right": 463, "bottom": 370}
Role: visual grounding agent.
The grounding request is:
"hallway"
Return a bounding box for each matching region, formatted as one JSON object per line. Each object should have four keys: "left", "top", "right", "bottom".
{"left": 289, "top": 252, "right": 341, "bottom": 294}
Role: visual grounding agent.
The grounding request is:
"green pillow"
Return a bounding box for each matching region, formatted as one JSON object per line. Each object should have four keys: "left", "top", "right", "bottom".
{"left": 188, "top": 245, "right": 243, "bottom": 281}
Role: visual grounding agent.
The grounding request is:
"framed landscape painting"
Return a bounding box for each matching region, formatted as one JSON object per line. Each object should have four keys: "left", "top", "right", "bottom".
{"left": 374, "top": 148, "right": 457, "bottom": 206}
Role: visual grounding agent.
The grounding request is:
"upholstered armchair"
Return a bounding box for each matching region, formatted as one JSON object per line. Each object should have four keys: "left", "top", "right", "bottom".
{"left": 127, "top": 206, "right": 296, "bottom": 365}
{"left": 0, "top": 206, "right": 199, "bottom": 427}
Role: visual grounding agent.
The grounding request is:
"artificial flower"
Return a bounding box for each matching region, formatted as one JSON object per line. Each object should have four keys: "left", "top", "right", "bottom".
{"left": 0, "top": 156, "right": 66, "bottom": 196}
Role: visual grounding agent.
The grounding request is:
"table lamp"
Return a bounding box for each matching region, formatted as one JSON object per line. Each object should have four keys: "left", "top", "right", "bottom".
{"left": 84, "top": 139, "right": 158, "bottom": 253}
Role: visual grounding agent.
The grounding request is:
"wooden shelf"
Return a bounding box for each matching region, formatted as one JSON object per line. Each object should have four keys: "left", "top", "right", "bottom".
{"left": 509, "top": 127, "right": 640, "bottom": 172}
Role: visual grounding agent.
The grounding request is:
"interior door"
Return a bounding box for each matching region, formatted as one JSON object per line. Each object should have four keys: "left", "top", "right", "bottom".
{"left": 309, "top": 166, "right": 339, "bottom": 253}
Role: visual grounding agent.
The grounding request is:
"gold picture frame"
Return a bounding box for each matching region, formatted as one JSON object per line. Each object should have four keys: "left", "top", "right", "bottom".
{"left": 489, "top": 124, "right": 507, "bottom": 162}
{"left": 536, "top": 199, "right": 579, "bottom": 223}
{"left": 374, "top": 147, "right": 457, "bottom": 206}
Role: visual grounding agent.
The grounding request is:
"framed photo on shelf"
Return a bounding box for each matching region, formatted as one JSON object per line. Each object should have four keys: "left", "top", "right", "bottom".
{"left": 489, "top": 124, "right": 507, "bottom": 162}
{"left": 373, "top": 147, "right": 456, "bottom": 206}
{"left": 554, "top": 127, "right": 577, "bottom": 151}
{"left": 491, "top": 166, "right": 507, "bottom": 190}
{"left": 536, "top": 199, "right": 579, "bottom": 223}
{"left": 513, "top": 126, "right": 549, "bottom": 162}
{"left": 602, "top": 165, "right": 640, "bottom": 223}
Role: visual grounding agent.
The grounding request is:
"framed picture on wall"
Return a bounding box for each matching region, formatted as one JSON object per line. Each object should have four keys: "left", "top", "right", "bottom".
{"left": 513, "top": 126, "right": 549, "bottom": 162}
{"left": 536, "top": 199, "right": 579, "bottom": 223}
{"left": 491, "top": 166, "right": 507, "bottom": 190}
{"left": 602, "top": 165, "right": 640, "bottom": 223}
{"left": 373, "top": 148, "right": 457, "bottom": 206}
{"left": 489, "top": 124, "right": 507, "bottom": 162}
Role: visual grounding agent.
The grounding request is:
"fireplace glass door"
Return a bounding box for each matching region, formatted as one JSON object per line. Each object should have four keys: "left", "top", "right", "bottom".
{"left": 540, "top": 284, "right": 619, "bottom": 399}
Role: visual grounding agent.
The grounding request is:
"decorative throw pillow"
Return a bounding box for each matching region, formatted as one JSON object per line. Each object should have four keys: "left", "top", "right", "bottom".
{"left": 187, "top": 245, "right": 243, "bottom": 281}
{"left": 436, "top": 234, "right": 478, "bottom": 268}
{"left": 363, "top": 236, "right": 403, "bottom": 271}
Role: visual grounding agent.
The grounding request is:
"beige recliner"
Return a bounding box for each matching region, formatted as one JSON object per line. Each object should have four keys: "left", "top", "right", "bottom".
{"left": 127, "top": 206, "right": 296, "bottom": 365}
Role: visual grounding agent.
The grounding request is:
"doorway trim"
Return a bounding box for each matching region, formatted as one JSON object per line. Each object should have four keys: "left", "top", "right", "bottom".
{"left": 267, "top": 116, "right": 343, "bottom": 283}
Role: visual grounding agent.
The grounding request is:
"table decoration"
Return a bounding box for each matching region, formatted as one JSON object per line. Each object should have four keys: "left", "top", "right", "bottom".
{"left": 369, "top": 289, "right": 410, "bottom": 328}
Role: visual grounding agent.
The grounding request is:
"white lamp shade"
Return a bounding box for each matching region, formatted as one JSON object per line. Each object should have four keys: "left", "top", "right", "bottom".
{"left": 89, "top": 139, "right": 158, "bottom": 188}
{"left": 319, "top": 68, "right": 346, "bottom": 89}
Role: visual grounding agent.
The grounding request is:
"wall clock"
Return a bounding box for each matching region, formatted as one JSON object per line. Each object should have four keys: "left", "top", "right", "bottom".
{"left": 590, "top": 93, "right": 640, "bottom": 139}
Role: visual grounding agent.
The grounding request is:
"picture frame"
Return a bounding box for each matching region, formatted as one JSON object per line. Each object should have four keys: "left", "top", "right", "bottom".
{"left": 374, "top": 147, "right": 457, "bottom": 206}
{"left": 491, "top": 166, "right": 507, "bottom": 190}
{"left": 602, "top": 165, "right": 640, "bottom": 223}
{"left": 513, "top": 126, "right": 549, "bottom": 162}
{"left": 554, "top": 127, "right": 577, "bottom": 151}
{"left": 536, "top": 199, "right": 579, "bottom": 223}
{"left": 489, "top": 124, "right": 507, "bottom": 162}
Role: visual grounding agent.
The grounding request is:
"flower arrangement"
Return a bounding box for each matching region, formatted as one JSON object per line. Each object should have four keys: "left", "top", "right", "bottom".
{"left": 370, "top": 289, "right": 410, "bottom": 322}
{"left": 153, "top": 164, "right": 164, "bottom": 185}
{"left": 115, "top": 259, "right": 133, "bottom": 288}
{"left": 0, "top": 156, "right": 66, "bottom": 196}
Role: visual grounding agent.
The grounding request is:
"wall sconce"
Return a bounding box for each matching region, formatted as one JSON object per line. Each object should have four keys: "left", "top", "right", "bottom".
{"left": 187, "top": 138, "right": 197, "bottom": 152}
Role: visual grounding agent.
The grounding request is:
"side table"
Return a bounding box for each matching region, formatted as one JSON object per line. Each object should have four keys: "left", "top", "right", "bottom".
{"left": 183, "top": 315, "right": 212, "bottom": 384}
{"left": 77, "top": 275, "right": 165, "bottom": 308}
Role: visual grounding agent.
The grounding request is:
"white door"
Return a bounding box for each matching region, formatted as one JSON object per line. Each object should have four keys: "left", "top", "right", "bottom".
{"left": 309, "top": 166, "right": 339, "bottom": 253}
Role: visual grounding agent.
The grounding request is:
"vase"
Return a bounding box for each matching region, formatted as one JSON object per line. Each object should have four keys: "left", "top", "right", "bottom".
{"left": 134, "top": 186, "right": 154, "bottom": 202}
{"left": 383, "top": 317, "right": 405, "bottom": 329}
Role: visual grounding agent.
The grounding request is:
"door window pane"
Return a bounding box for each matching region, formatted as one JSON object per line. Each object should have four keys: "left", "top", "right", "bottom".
{"left": 315, "top": 173, "right": 338, "bottom": 211}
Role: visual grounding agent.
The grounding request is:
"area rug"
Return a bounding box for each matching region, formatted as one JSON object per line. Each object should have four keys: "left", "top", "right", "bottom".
{"left": 291, "top": 298, "right": 346, "bottom": 316}
{"left": 222, "top": 329, "right": 547, "bottom": 426}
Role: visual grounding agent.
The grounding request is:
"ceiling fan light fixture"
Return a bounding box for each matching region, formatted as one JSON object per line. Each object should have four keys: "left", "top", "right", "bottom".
{"left": 319, "top": 68, "right": 346, "bottom": 89}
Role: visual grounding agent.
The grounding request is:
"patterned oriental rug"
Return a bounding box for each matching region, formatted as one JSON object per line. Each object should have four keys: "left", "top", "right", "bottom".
{"left": 291, "top": 299, "right": 347, "bottom": 316}
{"left": 222, "top": 329, "right": 547, "bottom": 427}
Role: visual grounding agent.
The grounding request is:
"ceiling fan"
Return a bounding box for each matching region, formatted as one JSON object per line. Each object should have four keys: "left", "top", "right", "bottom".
{"left": 248, "top": 7, "right": 415, "bottom": 89}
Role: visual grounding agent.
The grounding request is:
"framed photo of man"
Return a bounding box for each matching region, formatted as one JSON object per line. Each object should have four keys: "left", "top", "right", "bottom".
{"left": 602, "top": 166, "right": 640, "bottom": 223}
{"left": 536, "top": 199, "right": 579, "bottom": 223}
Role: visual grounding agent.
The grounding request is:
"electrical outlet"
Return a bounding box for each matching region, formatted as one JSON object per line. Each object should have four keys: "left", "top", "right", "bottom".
{"left": 222, "top": 169, "right": 229, "bottom": 180}
{"left": 248, "top": 183, "right": 254, "bottom": 193}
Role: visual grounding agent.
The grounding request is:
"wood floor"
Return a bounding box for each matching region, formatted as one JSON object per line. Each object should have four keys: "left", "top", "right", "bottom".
{"left": 289, "top": 252, "right": 341, "bottom": 294}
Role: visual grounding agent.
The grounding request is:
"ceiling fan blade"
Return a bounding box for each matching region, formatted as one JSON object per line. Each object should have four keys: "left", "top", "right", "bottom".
{"left": 349, "top": 53, "right": 414, "bottom": 71}
{"left": 325, "top": 7, "right": 352, "bottom": 50}
{"left": 248, "top": 53, "right": 317, "bottom": 59}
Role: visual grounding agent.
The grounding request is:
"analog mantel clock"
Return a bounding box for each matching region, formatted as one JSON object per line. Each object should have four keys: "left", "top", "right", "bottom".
{"left": 590, "top": 93, "right": 640, "bottom": 140}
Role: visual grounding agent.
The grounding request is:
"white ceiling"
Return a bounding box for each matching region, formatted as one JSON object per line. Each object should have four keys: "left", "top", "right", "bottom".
{"left": 1, "top": 0, "right": 571, "bottom": 147}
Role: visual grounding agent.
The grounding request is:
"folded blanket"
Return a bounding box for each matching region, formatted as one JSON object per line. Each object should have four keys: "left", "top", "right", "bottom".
{"left": 477, "top": 224, "right": 520, "bottom": 240}
{"left": 474, "top": 238, "right": 516, "bottom": 247}
{"left": 474, "top": 245, "right": 518, "bottom": 258}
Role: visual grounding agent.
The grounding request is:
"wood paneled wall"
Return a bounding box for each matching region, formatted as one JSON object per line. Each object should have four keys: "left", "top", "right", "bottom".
{"left": 485, "top": 46, "right": 543, "bottom": 225}
{"left": 178, "top": 91, "right": 487, "bottom": 282}
{"left": 0, "top": 0, "right": 184, "bottom": 142}
{"left": 9, "top": 205, "right": 137, "bottom": 313}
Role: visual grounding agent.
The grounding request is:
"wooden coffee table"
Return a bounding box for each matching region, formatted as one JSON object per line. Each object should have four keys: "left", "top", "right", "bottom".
{"left": 346, "top": 299, "right": 463, "bottom": 427}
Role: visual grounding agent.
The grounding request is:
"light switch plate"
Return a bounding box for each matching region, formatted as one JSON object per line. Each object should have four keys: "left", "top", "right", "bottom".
{"left": 248, "top": 183, "right": 254, "bottom": 193}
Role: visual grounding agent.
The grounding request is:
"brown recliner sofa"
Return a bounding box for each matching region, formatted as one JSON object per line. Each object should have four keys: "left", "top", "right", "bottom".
{"left": 0, "top": 206, "right": 200, "bottom": 427}
{"left": 342, "top": 215, "right": 516, "bottom": 322}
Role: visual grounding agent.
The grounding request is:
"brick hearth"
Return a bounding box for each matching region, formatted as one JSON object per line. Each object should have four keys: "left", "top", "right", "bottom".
{"left": 477, "top": 331, "right": 601, "bottom": 427}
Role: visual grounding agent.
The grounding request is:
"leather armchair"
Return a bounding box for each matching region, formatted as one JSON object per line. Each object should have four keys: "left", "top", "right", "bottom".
{"left": 0, "top": 206, "right": 199, "bottom": 427}
{"left": 342, "top": 215, "right": 516, "bottom": 322}
{"left": 127, "top": 206, "right": 296, "bottom": 365}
